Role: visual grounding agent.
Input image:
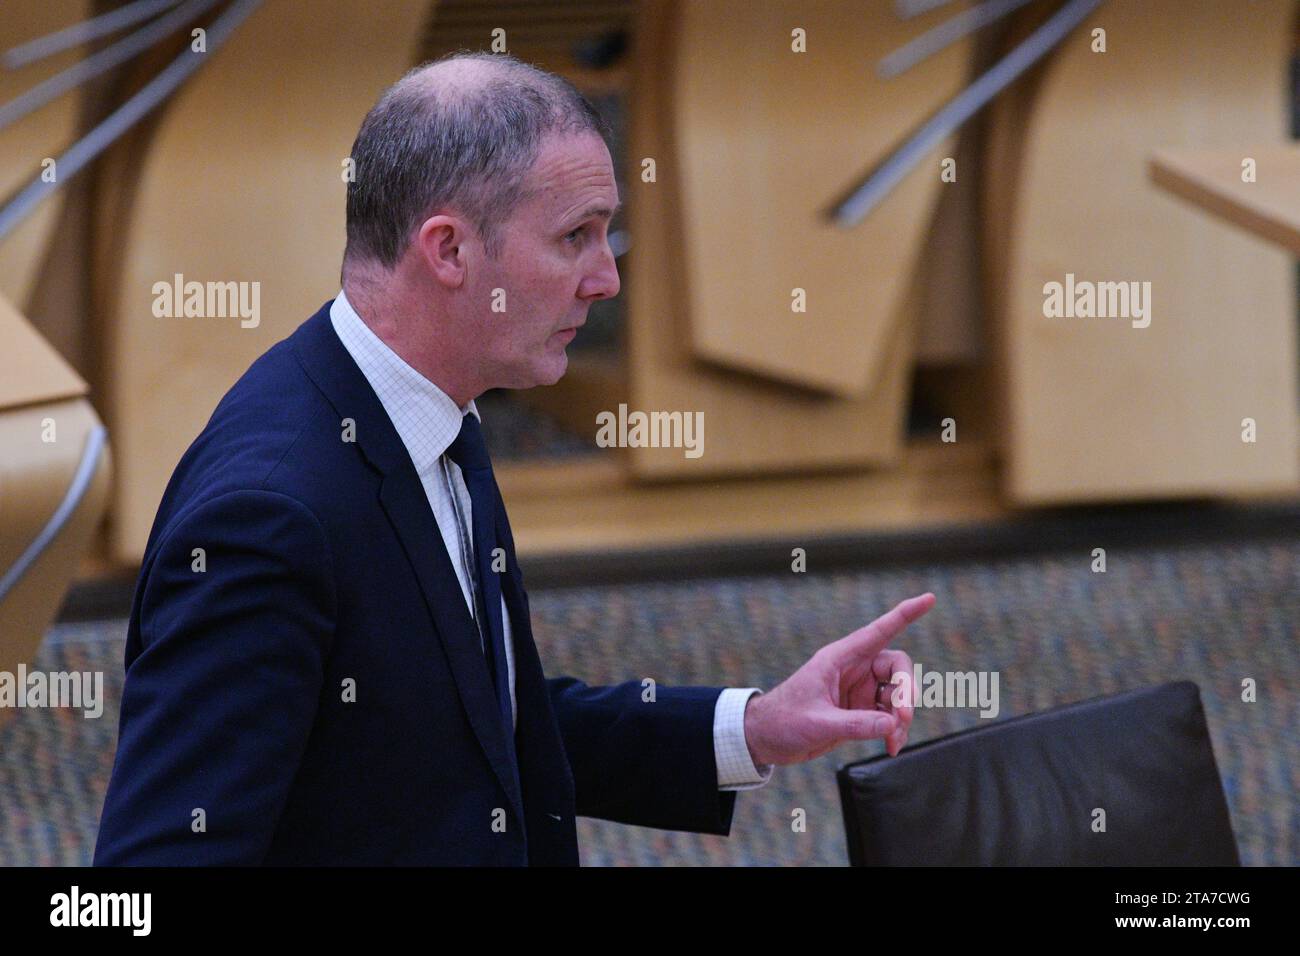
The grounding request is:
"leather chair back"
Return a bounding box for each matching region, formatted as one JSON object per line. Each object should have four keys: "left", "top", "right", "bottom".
{"left": 837, "top": 681, "right": 1239, "bottom": 865}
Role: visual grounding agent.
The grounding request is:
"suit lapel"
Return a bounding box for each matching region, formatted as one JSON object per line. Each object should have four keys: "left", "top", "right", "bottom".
{"left": 379, "top": 470, "right": 525, "bottom": 824}
{"left": 291, "top": 302, "right": 525, "bottom": 826}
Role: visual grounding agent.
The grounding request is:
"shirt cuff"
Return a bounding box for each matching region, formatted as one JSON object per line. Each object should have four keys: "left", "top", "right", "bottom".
{"left": 713, "top": 687, "right": 775, "bottom": 791}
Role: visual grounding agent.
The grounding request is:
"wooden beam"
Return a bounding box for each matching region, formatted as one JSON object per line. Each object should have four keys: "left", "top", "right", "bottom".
{"left": 497, "top": 436, "right": 1002, "bottom": 556}
{"left": 1149, "top": 146, "right": 1300, "bottom": 256}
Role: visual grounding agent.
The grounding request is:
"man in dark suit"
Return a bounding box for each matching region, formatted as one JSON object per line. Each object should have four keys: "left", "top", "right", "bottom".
{"left": 94, "top": 51, "right": 934, "bottom": 865}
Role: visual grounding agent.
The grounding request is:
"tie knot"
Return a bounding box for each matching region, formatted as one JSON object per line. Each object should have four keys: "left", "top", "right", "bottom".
{"left": 445, "top": 412, "right": 492, "bottom": 473}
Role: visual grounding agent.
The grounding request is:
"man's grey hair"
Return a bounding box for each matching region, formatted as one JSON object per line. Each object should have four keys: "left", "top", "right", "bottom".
{"left": 343, "top": 51, "right": 611, "bottom": 279}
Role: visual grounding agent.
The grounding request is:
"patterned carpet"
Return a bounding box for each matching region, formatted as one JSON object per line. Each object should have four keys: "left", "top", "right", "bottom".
{"left": 2, "top": 536, "right": 1297, "bottom": 866}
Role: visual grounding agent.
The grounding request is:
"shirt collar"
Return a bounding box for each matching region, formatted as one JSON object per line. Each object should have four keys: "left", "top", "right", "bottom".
{"left": 329, "top": 288, "right": 480, "bottom": 477}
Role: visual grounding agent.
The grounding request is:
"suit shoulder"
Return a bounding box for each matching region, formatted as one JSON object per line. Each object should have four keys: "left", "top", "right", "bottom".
{"left": 144, "top": 326, "right": 359, "bottom": 552}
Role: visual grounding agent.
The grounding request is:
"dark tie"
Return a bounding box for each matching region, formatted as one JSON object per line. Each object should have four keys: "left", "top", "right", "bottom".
{"left": 444, "top": 412, "right": 514, "bottom": 736}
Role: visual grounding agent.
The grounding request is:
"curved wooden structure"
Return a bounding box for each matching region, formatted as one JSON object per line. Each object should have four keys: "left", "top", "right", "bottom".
{"left": 673, "top": 0, "right": 971, "bottom": 396}
{"left": 626, "top": 0, "right": 914, "bottom": 480}
{"left": 984, "top": 0, "right": 1300, "bottom": 504}
{"left": 0, "top": 293, "right": 111, "bottom": 713}
{"left": 96, "top": 0, "right": 433, "bottom": 561}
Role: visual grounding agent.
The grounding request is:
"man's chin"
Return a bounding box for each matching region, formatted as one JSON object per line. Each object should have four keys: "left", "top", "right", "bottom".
{"left": 508, "top": 351, "right": 568, "bottom": 390}
{"left": 537, "top": 351, "right": 569, "bottom": 386}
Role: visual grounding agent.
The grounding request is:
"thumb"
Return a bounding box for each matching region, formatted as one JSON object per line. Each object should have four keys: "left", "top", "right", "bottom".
{"left": 828, "top": 708, "right": 898, "bottom": 742}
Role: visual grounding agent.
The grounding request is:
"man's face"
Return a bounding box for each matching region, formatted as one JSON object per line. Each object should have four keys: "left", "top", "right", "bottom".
{"left": 468, "top": 131, "right": 622, "bottom": 390}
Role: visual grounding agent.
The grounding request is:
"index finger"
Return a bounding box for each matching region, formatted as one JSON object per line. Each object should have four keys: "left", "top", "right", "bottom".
{"left": 827, "top": 593, "right": 935, "bottom": 673}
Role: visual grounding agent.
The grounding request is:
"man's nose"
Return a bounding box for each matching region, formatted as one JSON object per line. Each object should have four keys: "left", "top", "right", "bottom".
{"left": 580, "top": 244, "right": 621, "bottom": 301}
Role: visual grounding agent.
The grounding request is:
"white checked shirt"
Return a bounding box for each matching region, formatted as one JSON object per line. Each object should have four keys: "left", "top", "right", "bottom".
{"left": 330, "top": 290, "right": 773, "bottom": 790}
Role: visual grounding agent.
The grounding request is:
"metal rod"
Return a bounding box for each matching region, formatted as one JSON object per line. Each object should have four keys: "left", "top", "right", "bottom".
{"left": 0, "top": 0, "right": 221, "bottom": 135}
{"left": 3, "top": 0, "right": 183, "bottom": 70}
{"left": 0, "top": 426, "right": 108, "bottom": 605}
{"left": 830, "top": 0, "right": 1104, "bottom": 227}
{"left": 879, "top": 0, "right": 1037, "bottom": 79}
{"left": 0, "top": 0, "right": 263, "bottom": 243}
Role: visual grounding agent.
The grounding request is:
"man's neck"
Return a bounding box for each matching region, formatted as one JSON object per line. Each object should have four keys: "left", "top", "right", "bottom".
{"left": 342, "top": 280, "right": 479, "bottom": 408}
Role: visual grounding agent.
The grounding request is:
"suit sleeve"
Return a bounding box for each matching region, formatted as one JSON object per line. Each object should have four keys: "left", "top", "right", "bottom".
{"left": 546, "top": 677, "right": 737, "bottom": 835}
{"left": 93, "top": 489, "right": 336, "bottom": 865}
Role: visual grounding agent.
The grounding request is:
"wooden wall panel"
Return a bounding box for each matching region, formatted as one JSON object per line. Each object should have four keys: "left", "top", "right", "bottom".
{"left": 98, "top": 0, "right": 433, "bottom": 561}
{"left": 626, "top": 0, "right": 911, "bottom": 480}
{"left": 673, "top": 0, "right": 970, "bottom": 396}
{"left": 985, "top": 0, "right": 1299, "bottom": 504}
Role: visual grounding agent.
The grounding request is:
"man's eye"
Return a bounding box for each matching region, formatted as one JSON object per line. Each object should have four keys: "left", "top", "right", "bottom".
{"left": 564, "top": 227, "right": 584, "bottom": 243}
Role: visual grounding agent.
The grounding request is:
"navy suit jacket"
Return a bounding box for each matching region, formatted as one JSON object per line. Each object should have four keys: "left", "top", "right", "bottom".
{"left": 94, "top": 301, "right": 737, "bottom": 865}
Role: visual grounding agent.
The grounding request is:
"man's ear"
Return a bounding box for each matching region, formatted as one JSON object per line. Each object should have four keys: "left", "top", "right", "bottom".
{"left": 415, "top": 213, "right": 469, "bottom": 288}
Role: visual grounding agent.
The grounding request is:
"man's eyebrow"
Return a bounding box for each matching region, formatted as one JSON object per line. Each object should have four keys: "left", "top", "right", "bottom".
{"left": 562, "top": 200, "right": 623, "bottom": 225}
